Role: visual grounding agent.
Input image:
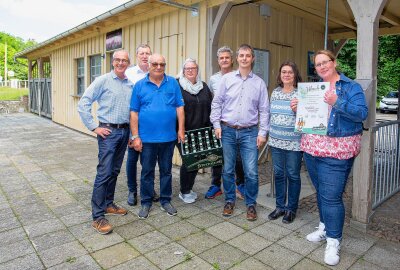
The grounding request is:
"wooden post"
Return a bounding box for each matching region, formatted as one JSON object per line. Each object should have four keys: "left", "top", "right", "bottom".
{"left": 347, "top": 0, "right": 387, "bottom": 231}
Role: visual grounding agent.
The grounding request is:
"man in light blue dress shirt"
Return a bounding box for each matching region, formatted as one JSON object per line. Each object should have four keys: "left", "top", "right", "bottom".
{"left": 78, "top": 49, "right": 132, "bottom": 235}
{"left": 210, "top": 44, "right": 270, "bottom": 221}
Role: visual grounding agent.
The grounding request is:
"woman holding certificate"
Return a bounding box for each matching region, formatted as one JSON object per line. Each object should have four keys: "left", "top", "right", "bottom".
{"left": 297, "top": 50, "right": 368, "bottom": 266}
{"left": 267, "top": 61, "right": 303, "bottom": 224}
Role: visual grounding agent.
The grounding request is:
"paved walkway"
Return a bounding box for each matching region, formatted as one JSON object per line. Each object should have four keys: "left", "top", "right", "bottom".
{"left": 0, "top": 113, "right": 399, "bottom": 270}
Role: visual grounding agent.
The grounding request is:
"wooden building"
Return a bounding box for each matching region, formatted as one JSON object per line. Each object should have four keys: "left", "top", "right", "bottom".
{"left": 15, "top": 0, "right": 400, "bottom": 229}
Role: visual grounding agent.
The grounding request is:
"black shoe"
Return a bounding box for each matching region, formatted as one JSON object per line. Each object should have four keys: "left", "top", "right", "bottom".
{"left": 268, "top": 208, "right": 286, "bottom": 220}
{"left": 282, "top": 211, "right": 296, "bottom": 224}
{"left": 152, "top": 190, "right": 160, "bottom": 202}
{"left": 127, "top": 191, "right": 137, "bottom": 206}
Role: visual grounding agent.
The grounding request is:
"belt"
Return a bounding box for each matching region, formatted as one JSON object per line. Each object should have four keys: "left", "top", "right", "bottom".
{"left": 99, "top": 122, "right": 129, "bottom": 129}
{"left": 221, "top": 121, "right": 256, "bottom": 130}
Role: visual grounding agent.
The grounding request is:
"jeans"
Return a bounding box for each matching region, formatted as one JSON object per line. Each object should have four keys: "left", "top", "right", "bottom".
{"left": 126, "top": 147, "right": 139, "bottom": 193}
{"left": 271, "top": 147, "right": 302, "bottom": 213}
{"left": 211, "top": 148, "right": 244, "bottom": 187}
{"left": 221, "top": 125, "right": 259, "bottom": 206}
{"left": 140, "top": 141, "right": 175, "bottom": 206}
{"left": 92, "top": 127, "right": 129, "bottom": 220}
{"left": 304, "top": 153, "right": 354, "bottom": 239}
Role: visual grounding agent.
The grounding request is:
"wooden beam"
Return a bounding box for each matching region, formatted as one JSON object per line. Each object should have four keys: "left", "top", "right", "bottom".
{"left": 272, "top": 0, "right": 357, "bottom": 30}
{"left": 380, "top": 10, "right": 400, "bottom": 26}
{"left": 328, "top": 25, "right": 400, "bottom": 40}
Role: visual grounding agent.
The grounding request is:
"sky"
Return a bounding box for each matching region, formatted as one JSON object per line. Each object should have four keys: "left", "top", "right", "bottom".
{"left": 0, "top": 0, "right": 128, "bottom": 42}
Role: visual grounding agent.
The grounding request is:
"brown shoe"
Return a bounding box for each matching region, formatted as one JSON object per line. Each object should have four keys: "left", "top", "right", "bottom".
{"left": 92, "top": 218, "right": 113, "bottom": 234}
{"left": 247, "top": 205, "right": 257, "bottom": 221}
{"left": 106, "top": 203, "right": 127, "bottom": 216}
{"left": 223, "top": 202, "right": 235, "bottom": 216}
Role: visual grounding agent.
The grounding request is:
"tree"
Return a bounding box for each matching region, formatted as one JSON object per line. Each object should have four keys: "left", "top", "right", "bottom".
{"left": 336, "top": 35, "right": 400, "bottom": 98}
{"left": 0, "top": 32, "right": 37, "bottom": 81}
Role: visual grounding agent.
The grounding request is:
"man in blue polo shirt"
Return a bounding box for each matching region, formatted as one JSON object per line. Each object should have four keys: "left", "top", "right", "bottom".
{"left": 130, "top": 53, "right": 185, "bottom": 219}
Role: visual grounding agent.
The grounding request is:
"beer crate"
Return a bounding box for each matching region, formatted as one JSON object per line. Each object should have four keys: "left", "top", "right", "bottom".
{"left": 180, "top": 126, "right": 223, "bottom": 171}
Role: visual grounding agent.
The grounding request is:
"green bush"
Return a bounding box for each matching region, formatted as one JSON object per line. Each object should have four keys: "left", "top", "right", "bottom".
{"left": 0, "top": 87, "right": 28, "bottom": 101}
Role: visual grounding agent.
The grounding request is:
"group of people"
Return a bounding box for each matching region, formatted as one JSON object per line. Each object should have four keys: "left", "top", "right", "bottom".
{"left": 78, "top": 43, "right": 368, "bottom": 267}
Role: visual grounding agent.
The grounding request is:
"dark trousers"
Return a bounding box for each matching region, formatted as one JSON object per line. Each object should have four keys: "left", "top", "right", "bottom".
{"left": 211, "top": 148, "right": 244, "bottom": 187}
{"left": 126, "top": 147, "right": 139, "bottom": 193}
{"left": 92, "top": 127, "right": 129, "bottom": 220}
{"left": 140, "top": 141, "right": 175, "bottom": 207}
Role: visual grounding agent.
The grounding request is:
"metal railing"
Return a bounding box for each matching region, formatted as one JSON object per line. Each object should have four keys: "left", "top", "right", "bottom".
{"left": 372, "top": 120, "right": 400, "bottom": 209}
{"left": 0, "top": 80, "right": 29, "bottom": 89}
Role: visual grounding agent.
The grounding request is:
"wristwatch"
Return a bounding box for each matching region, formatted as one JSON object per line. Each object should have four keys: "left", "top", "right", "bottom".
{"left": 131, "top": 134, "right": 140, "bottom": 140}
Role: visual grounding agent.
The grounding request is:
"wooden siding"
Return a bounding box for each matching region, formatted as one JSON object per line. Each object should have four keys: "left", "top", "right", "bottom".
{"left": 50, "top": 4, "right": 207, "bottom": 135}
{"left": 218, "top": 4, "right": 324, "bottom": 92}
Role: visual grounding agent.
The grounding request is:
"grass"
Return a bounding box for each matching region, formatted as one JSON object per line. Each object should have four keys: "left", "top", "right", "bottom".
{"left": 0, "top": 87, "right": 29, "bottom": 101}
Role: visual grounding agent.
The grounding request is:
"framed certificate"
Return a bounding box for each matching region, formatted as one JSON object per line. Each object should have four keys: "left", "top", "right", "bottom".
{"left": 294, "top": 82, "right": 329, "bottom": 135}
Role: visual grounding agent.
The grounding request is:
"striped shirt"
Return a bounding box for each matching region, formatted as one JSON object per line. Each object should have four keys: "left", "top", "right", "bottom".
{"left": 78, "top": 71, "right": 133, "bottom": 131}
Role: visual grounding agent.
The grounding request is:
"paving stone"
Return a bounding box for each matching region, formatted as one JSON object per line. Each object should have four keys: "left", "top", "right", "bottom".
{"left": 92, "top": 242, "right": 140, "bottom": 269}
{"left": 228, "top": 231, "right": 273, "bottom": 255}
{"left": 128, "top": 230, "right": 171, "bottom": 254}
{"left": 193, "top": 197, "right": 224, "bottom": 211}
{"left": 59, "top": 209, "right": 92, "bottom": 227}
{"left": 105, "top": 212, "right": 137, "bottom": 227}
{"left": 199, "top": 243, "right": 248, "bottom": 270}
{"left": 229, "top": 257, "right": 273, "bottom": 270}
{"left": 0, "top": 238, "right": 35, "bottom": 263}
{"left": 206, "top": 221, "right": 245, "bottom": 242}
{"left": 307, "top": 243, "right": 360, "bottom": 270}
{"left": 144, "top": 210, "right": 181, "bottom": 229}
{"left": 68, "top": 221, "right": 98, "bottom": 239}
{"left": 178, "top": 231, "right": 222, "bottom": 254}
{"left": 48, "top": 254, "right": 101, "bottom": 270}
{"left": 39, "top": 240, "right": 87, "bottom": 268}
{"left": 109, "top": 255, "right": 158, "bottom": 270}
{"left": 206, "top": 202, "right": 246, "bottom": 218}
{"left": 362, "top": 239, "right": 400, "bottom": 269}
{"left": 39, "top": 190, "right": 77, "bottom": 208}
{"left": 113, "top": 220, "right": 154, "bottom": 240}
{"left": 24, "top": 218, "right": 66, "bottom": 238}
{"left": 174, "top": 203, "right": 204, "bottom": 218}
{"left": 278, "top": 230, "right": 322, "bottom": 256}
{"left": 269, "top": 211, "right": 316, "bottom": 231}
{"left": 0, "top": 227, "right": 26, "bottom": 245}
{"left": 169, "top": 255, "right": 212, "bottom": 270}
{"left": 80, "top": 231, "right": 124, "bottom": 252}
{"left": 254, "top": 243, "right": 303, "bottom": 270}
{"left": 0, "top": 253, "right": 44, "bottom": 270}
{"left": 348, "top": 258, "right": 382, "bottom": 270}
{"left": 228, "top": 210, "right": 268, "bottom": 230}
{"left": 291, "top": 258, "right": 329, "bottom": 270}
{"left": 251, "top": 222, "right": 293, "bottom": 242}
{"left": 31, "top": 229, "right": 75, "bottom": 252}
{"left": 159, "top": 220, "right": 201, "bottom": 241}
{"left": 341, "top": 227, "right": 378, "bottom": 256}
{"left": 145, "top": 242, "right": 192, "bottom": 270}
{"left": 186, "top": 211, "right": 224, "bottom": 229}
{"left": 52, "top": 202, "right": 89, "bottom": 217}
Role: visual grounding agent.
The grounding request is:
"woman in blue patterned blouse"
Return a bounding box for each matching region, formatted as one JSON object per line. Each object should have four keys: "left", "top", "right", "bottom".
{"left": 267, "top": 61, "right": 303, "bottom": 224}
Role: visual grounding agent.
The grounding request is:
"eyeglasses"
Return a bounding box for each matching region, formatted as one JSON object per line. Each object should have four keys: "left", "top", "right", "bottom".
{"left": 184, "top": 67, "right": 198, "bottom": 71}
{"left": 113, "top": 58, "right": 129, "bottom": 64}
{"left": 151, "top": 62, "right": 166, "bottom": 68}
{"left": 315, "top": 60, "right": 332, "bottom": 68}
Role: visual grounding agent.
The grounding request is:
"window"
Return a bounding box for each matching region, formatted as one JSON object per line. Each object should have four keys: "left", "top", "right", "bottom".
{"left": 90, "top": 55, "right": 102, "bottom": 83}
{"left": 77, "top": 58, "right": 85, "bottom": 95}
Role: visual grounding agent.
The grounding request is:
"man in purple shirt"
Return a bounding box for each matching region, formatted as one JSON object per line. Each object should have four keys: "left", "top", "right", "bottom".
{"left": 210, "top": 44, "right": 270, "bottom": 221}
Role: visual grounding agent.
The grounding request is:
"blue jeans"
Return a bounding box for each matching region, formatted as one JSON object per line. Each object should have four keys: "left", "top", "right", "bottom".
{"left": 126, "top": 147, "right": 139, "bottom": 193}
{"left": 140, "top": 141, "right": 175, "bottom": 207}
{"left": 271, "top": 147, "right": 303, "bottom": 213}
{"left": 221, "top": 125, "right": 259, "bottom": 206}
{"left": 92, "top": 127, "right": 129, "bottom": 220}
{"left": 304, "top": 153, "right": 354, "bottom": 239}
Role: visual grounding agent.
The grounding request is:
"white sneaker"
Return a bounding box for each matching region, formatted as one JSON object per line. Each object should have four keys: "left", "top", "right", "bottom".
{"left": 179, "top": 192, "right": 195, "bottom": 204}
{"left": 324, "top": 238, "right": 340, "bottom": 266}
{"left": 189, "top": 190, "right": 198, "bottom": 200}
{"left": 306, "top": 222, "right": 326, "bottom": 242}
